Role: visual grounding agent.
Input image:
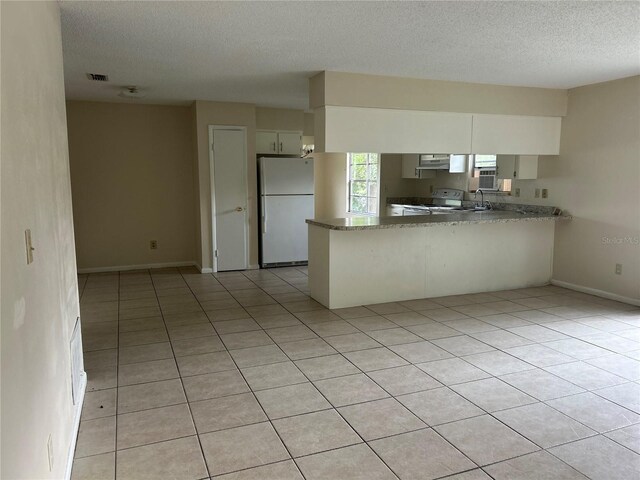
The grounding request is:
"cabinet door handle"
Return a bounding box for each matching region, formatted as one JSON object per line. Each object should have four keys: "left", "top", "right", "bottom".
{"left": 415, "top": 168, "right": 419, "bottom": 178}
{"left": 280, "top": 142, "right": 283, "bottom": 152}
{"left": 272, "top": 142, "right": 276, "bottom": 152}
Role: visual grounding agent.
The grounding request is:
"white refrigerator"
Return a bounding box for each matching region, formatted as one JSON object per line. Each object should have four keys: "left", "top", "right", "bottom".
{"left": 259, "top": 157, "right": 314, "bottom": 267}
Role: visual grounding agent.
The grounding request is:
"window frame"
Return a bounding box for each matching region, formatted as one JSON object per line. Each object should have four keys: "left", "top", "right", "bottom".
{"left": 346, "top": 152, "right": 380, "bottom": 216}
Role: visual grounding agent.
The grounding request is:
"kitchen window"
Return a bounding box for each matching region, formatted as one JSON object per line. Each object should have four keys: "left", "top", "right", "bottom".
{"left": 469, "top": 154, "right": 511, "bottom": 193}
{"left": 347, "top": 153, "right": 379, "bottom": 215}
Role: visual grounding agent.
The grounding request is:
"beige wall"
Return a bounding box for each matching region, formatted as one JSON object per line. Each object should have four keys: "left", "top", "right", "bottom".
{"left": 67, "top": 101, "right": 196, "bottom": 271}
{"left": 378, "top": 155, "right": 419, "bottom": 212}
{"left": 313, "top": 153, "right": 349, "bottom": 219}
{"left": 1, "top": 2, "right": 81, "bottom": 478}
{"left": 304, "top": 112, "right": 315, "bottom": 137}
{"left": 193, "top": 100, "right": 258, "bottom": 270}
{"left": 551, "top": 76, "right": 640, "bottom": 301}
{"left": 311, "top": 71, "right": 568, "bottom": 116}
{"left": 256, "top": 107, "right": 304, "bottom": 131}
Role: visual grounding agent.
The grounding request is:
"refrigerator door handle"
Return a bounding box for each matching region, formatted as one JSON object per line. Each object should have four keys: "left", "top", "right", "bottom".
{"left": 262, "top": 198, "right": 267, "bottom": 233}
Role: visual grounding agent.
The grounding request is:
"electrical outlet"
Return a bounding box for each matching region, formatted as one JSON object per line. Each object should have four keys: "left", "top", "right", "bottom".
{"left": 47, "top": 434, "right": 54, "bottom": 471}
{"left": 542, "top": 188, "right": 548, "bottom": 199}
{"left": 150, "top": 240, "right": 158, "bottom": 250}
{"left": 514, "top": 188, "right": 520, "bottom": 198}
{"left": 615, "top": 263, "right": 622, "bottom": 275}
{"left": 534, "top": 188, "right": 540, "bottom": 198}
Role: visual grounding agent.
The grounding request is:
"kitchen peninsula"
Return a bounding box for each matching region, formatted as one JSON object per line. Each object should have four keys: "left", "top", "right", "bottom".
{"left": 307, "top": 210, "right": 569, "bottom": 309}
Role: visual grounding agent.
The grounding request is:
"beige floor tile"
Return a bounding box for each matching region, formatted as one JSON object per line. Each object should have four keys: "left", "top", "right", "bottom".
{"left": 117, "top": 378, "right": 186, "bottom": 414}
{"left": 221, "top": 331, "right": 274, "bottom": 350}
{"left": 398, "top": 387, "right": 484, "bottom": 426}
{"left": 463, "top": 350, "right": 536, "bottom": 376}
{"left": 253, "top": 313, "right": 301, "bottom": 329}
{"left": 314, "top": 373, "right": 389, "bottom": 407}
{"left": 604, "top": 424, "right": 640, "bottom": 453}
{"left": 190, "top": 392, "right": 266, "bottom": 433}
{"left": 272, "top": 409, "right": 361, "bottom": 457}
{"left": 389, "top": 341, "right": 452, "bottom": 363}
{"left": 116, "top": 436, "right": 208, "bottom": 480}
{"left": 86, "top": 366, "right": 117, "bottom": 392}
{"left": 586, "top": 354, "right": 640, "bottom": 381}
{"left": 368, "top": 364, "right": 441, "bottom": 395}
{"left": 200, "top": 422, "right": 290, "bottom": 476}
{"left": 241, "top": 361, "right": 307, "bottom": 390}
{"left": 212, "top": 318, "right": 261, "bottom": 334}
{"left": 176, "top": 351, "right": 236, "bottom": 376}
{"left": 595, "top": 382, "right": 640, "bottom": 413}
{"left": 254, "top": 382, "right": 331, "bottom": 419}
{"left": 308, "top": 320, "right": 359, "bottom": 337}
{"left": 435, "top": 415, "right": 539, "bottom": 466}
{"left": 294, "top": 354, "right": 360, "bottom": 380}
{"left": 416, "top": 357, "right": 491, "bottom": 385}
{"left": 549, "top": 435, "right": 640, "bottom": 480}
{"left": 547, "top": 391, "right": 640, "bottom": 432}
{"left": 338, "top": 398, "right": 426, "bottom": 440}
{"left": 345, "top": 316, "right": 397, "bottom": 331}
{"left": 499, "top": 369, "right": 585, "bottom": 401}
{"left": 343, "top": 347, "right": 409, "bottom": 372}
{"left": 494, "top": 403, "right": 596, "bottom": 448}
{"left": 118, "top": 316, "right": 165, "bottom": 333}
{"left": 505, "top": 344, "right": 576, "bottom": 367}
{"left": 278, "top": 338, "right": 337, "bottom": 360}
{"left": 384, "top": 311, "right": 434, "bottom": 327}
{"left": 266, "top": 325, "right": 317, "bottom": 343}
{"left": 370, "top": 428, "right": 476, "bottom": 479}
{"left": 75, "top": 416, "right": 116, "bottom": 458}
{"left": 469, "top": 329, "right": 533, "bottom": 349}
{"left": 544, "top": 361, "right": 628, "bottom": 390}
{"left": 484, "top": 451, "right": 588, "bottom": 479}
{"left": 451, "top": 377, "right": 537, "bottom": 412}
{"left": 431, "top": 335, "right": 495, "bottom": 356}
{"left": 83, "top": 349, "right": 117, "bottom": 370}
{"left": 323, "top": 332, "right": 382, "bottom": 352}
{"left": 229, "top": 344, "right": 288, "bottom": 368}
{"left": 81, "top": 388, "right": 117, "bottom": 420}
{"left": 116, "top": 403, "right": 195, "bottom": 450}
{"left": 172, "top": 335, "right": 225, "bottom": 356}
{"left": 118, "top": 342, "right": 174, "bottom": 365}
{"left": 213, "top": 460, "right": 303, "bottom": 480}
{"left": 168, "top": 323, "right": 216, "bottom": 341}
{"left": 296, "top": 444, "right": 396, "bottom": 480}
{"left": 71, "top": 452, "right": 115, "bottom": 480}
{"left": 182, "top": 370, "right": 249, "bottom": 402}
{"left": 119, "top": 328, "right": 168, "bottom": 347}
{"left": 118, "top": 358, "right": 179, "bottom": 386}
{"left": 366, "top": 327, "right": 427, "bottom": 345}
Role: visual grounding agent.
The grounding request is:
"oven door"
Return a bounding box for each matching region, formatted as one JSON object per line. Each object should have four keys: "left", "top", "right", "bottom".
{"left": 402, "top": 207, "right": 432, "bottom": 216}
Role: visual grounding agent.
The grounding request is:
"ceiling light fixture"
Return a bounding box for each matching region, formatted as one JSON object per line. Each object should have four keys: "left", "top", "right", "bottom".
{"left": 118, "top": 86, "right": 146, "bottom": 99}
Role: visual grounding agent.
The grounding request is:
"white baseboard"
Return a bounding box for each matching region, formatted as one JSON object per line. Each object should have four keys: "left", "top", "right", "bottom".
{"left": 64, "top": 373, "right": 87, "bottom": 480}
{"left": 551, "top": 279, "right": 640, "bottom": 307}
{"left": 248, "top": 264, "right": 260, "bottom": 270}
{"left": 78, "top": 261, "right": 197, "bottom": 274}
{"left": 199, "top": 267, "right": 213, "bottom": 274}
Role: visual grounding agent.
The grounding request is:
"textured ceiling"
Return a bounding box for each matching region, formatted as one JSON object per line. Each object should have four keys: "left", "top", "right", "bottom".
{"left": 60, "top": 1, "right": 640, "bottom": 109}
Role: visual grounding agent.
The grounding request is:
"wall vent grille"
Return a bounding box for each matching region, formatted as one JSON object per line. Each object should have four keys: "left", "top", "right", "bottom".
{"left": 86, "top": 73, "right": 109, "bottom": 82}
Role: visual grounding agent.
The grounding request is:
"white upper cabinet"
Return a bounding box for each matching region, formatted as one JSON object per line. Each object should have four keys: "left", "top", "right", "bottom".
{"left": 471, "top": 114, "right": 561, "bottom": 155}
{"left": 401, "top": 154, "right": 435, "bottom": 179}
{"left": 496, "top": 155, "right": 539, "bottom": 180}
{"left": 321, "top": 106, "right": 473, "bottom": 154}
{"left": 257, "top": 130, "right": 302, "bottom": 155}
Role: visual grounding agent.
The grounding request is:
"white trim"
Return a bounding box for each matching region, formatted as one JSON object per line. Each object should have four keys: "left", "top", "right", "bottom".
{"left": 248, "top": 264, "right": 260, "bottom": 270}
{"left": 64, "top": 374, "right": 87, "bottom": 480}
{"left": 199, "top": 267, "right": 214, "bottom": 274}
{"left": 551, "top": 279, "right": 640, "bottom": 307}
{"left": 77, "top": 261, "right": 196, "bottom": 274}
{"left": 209, "top": 125, "right": 249, "bottom": 273}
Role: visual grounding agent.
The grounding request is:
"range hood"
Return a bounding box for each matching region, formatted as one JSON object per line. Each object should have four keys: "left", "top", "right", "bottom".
{"left": 416, "top": 154, "right": 451, "bottom": 170}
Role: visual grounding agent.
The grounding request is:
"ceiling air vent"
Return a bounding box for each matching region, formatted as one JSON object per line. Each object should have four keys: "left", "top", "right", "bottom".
{"left": 86, "top": 73, "right": 109, "bottom": 82}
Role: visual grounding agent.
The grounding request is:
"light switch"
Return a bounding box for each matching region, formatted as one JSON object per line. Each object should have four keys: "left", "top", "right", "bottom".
{"left": 25, "top": 229, "right": 35, "bottom": 265}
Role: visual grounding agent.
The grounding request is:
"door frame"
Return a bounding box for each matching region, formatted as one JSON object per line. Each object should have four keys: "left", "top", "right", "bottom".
{"left": 208, "top": 125, "right": 249, "bottom": 272}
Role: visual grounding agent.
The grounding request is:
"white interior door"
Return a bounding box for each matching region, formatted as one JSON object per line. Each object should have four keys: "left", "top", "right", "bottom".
{"left": 211, "top": 127, "right": 248, "bottom": 271}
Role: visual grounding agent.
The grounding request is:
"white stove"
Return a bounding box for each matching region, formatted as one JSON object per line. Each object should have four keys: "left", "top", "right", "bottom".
{"left": 401, "top": 188, "right": 465, "bottom": 216}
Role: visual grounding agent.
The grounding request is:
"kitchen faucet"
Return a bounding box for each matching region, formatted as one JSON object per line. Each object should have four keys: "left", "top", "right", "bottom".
{"left": 474, "top": 188, "right": 485, "bottom": 208}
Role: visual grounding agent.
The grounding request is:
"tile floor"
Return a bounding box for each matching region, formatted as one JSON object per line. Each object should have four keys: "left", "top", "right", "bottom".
{"left": 72, "top": 266, "right": 640, "bottom": 480}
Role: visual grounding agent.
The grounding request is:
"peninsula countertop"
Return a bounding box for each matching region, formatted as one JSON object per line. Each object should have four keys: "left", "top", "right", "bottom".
{"left": 306, "top": 210, "right": 570, "bottom": 231}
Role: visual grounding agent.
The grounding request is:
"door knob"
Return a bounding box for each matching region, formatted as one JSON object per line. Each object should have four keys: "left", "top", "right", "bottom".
{"left": 235, "top": 207, "right": 244, "bottom": 212}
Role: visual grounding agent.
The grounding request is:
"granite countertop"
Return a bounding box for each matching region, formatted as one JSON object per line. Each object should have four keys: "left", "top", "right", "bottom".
{"left": 306, "top": 210, "right": 571, "bottom": 231}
